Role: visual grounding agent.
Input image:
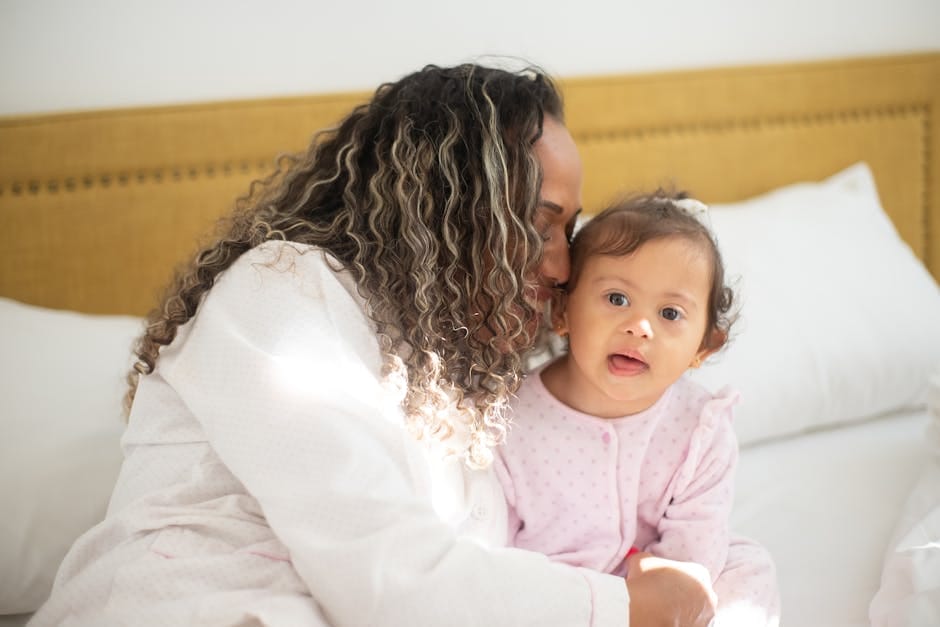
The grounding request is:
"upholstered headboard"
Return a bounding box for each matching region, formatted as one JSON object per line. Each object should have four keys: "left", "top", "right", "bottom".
{"left": 1, "top": 52, "right": 937, "bottom": 315}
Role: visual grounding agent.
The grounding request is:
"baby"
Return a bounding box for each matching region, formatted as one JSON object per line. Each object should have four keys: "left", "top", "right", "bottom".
{"left": 496, "top": 192, "right": 780, "bottom": 625}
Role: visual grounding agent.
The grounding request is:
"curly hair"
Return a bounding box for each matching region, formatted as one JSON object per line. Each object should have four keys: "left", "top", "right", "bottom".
{"left": 568, "top": 191, "right": 736, "bottom": 352}
{"left": 126, "top": 63, "right": 564, "bottom": 468}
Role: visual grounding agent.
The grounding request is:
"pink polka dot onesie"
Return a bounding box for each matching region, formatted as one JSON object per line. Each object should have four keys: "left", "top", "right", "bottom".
{"left": 495, "top": 362, "right": 781, "bottom": 625}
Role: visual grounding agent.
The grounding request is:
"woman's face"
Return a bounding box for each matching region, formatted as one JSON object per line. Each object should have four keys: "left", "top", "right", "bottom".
{"left": 472, "top": 115, "right": 582, "bottom": 348}
{"left": 527, "top": 116, "right": 583, "bottom": 311}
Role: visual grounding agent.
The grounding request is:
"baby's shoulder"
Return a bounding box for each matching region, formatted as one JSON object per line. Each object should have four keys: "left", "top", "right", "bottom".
{"left": 503, "top": 367, "right": 582, "bottom": 447}
{"left": 507, "top": 373, "right": 553, "bottom": 425}
{"left": 667, "top": 376, "right": 739, "bottom": 429}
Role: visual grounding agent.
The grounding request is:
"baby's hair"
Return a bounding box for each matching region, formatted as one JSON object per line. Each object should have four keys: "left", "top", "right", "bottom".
{"left": 568, "top": 190, "right": 736, "bottom": 352}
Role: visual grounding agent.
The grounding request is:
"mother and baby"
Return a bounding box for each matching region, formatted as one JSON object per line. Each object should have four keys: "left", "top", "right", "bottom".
{"left": 31, "top": 63, "right": 779, "bottom": 626}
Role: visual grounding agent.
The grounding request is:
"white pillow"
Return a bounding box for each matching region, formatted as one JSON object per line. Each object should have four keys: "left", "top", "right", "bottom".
{"left": 689, "top": 163, "right": 940, "bottom": 446}
{"left": 0, "top": 298, "right": 142, "bottom": 614}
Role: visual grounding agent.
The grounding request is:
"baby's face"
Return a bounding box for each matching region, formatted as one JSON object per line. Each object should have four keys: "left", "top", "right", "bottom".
{"left": 559, "top": 235, "right": 714, "bottom": 417}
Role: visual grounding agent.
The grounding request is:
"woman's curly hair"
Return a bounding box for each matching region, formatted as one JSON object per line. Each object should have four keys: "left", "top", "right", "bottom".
{"left": 126, "top": 63, "right": 564, "bottom": 468}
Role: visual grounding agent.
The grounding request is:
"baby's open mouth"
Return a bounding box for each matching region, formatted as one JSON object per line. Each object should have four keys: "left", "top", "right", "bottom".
{"left": 608, "top": 353, "right": 648, "bottom": 374}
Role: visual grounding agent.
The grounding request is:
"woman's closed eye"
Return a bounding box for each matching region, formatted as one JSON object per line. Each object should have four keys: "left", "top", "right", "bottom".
{"left": 535, "top": 218, "right": 556, "bottom": 242}
{"left": 537, "top": 206, "right": 581, "bottom": 244}
{"left": 564, "top": 211, "right": 580, "bottom": 244}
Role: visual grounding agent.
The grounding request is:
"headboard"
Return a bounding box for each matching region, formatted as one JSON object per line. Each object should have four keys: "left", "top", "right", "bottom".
{"left": 2, "top": 52, "right": 938, "bottom": 315}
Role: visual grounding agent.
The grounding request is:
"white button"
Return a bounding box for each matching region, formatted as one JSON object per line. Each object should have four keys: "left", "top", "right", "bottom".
{"left": 471, "top": 504, "right": 489, "bottom": 521}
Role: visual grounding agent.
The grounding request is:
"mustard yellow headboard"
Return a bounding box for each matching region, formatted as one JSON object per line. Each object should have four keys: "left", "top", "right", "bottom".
{"left": 2, "top": 52, "right": 938, "bottom": 315}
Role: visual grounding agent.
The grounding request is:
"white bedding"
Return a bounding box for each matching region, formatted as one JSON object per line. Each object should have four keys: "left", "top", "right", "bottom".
{"left": 734, "top": 411, "right": 932, "bottom": 627}
{"left": 0, "top": 410, "right": 930, "bottom": 627}
{"left": 870, "top": 456, "right": 940, "bottom": 625}
{"left": 2, "top": 163, "right": 938, "bottom": 624}
{"left": 869, "top": 376, "right": 940, "bottom": 626}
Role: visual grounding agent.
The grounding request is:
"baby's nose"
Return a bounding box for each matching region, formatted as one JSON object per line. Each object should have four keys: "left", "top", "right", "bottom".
{"left": 622, "top": 315, "right": 653, "bottom": 338}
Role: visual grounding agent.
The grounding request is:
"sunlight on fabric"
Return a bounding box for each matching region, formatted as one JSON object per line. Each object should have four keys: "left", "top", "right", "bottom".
{"left": 270, "top": 351, "right": 382, "bottom": 404}
{"left": 718, "top": 601, "right": 780, "bottom": 627}
{"left": 428, "top": 457, "right": 463, "bottom": 524}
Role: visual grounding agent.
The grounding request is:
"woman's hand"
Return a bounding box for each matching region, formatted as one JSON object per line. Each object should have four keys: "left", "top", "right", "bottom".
{"left": 625, "top": 551, "right": 717, "bottom": 627}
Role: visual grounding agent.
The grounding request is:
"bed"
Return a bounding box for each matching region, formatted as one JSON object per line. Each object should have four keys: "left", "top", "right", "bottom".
{"left": 2, "top": 52, "right": 939, "bottom": 626}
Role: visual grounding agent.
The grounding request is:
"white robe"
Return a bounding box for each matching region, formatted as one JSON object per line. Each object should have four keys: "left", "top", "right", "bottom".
{"left": 30, "top": 241, "right": 628, "bottom": 627}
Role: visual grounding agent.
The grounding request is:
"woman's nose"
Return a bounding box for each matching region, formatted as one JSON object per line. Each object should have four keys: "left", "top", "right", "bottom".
{"left": 539, "top": 239, "right": 571, "bottom": 287}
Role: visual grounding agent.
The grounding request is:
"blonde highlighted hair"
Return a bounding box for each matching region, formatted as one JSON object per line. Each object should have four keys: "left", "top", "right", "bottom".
{"left": 127, "top": 63, "right": 564, "bottom": 467}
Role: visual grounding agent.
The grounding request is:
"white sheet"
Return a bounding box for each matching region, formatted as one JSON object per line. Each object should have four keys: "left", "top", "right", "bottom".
{"left": 732, "top": 411, "right": 932, "bottom": 627}
{"left": 869, "top": 457, "right": 940, "bottom": 625}
{"left": 869, "top": 375, "right": 940, "bottom": 626}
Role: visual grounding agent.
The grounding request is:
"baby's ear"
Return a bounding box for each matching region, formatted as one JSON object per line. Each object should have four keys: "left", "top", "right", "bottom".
{"left": 691, "top": 329, "right": 727, "bottom": 368}
{"left": 706, "top": 328, "right": 728, "bottom": 351}
{"left": 551, "top": 292, "right": 569, "bottom": 337}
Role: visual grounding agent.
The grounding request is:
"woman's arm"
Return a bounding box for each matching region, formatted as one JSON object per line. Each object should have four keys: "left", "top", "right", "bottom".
{"left": 159, "top": 242, "right": 629, "bottom": 627}
{"left": 626, "top": 553, "right": 717, "bottom": 627}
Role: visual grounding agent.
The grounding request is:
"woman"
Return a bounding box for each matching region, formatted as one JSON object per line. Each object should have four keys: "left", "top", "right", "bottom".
{"left": 31, "top": 63, "right": 715, "bottom": 627}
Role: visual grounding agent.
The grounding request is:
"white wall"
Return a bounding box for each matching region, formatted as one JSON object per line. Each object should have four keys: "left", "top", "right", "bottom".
{"left": 1, "top": 0, "right": 938, "bottom": 116}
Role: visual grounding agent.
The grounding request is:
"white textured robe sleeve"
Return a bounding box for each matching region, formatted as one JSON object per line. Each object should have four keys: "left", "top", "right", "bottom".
{"left": 158, "top": 243, "right": 629, "bottom": 627}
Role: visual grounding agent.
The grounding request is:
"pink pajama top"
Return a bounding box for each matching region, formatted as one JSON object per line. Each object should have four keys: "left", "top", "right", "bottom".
{"left": 495, "top": 365, "right": 739, "bottom": 582}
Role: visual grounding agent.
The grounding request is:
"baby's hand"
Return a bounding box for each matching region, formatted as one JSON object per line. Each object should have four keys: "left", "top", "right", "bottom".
{"left": 625, "top": 551, "right": 717, "bottom": 627}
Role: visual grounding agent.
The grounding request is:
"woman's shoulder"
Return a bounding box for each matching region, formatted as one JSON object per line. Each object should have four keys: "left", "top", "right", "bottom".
{"left": 220, "top": 241, "right": 360, "bottom": 306}
{"left": 163, "top": 239, "right": 382, "bottom": 383}
{"left": 179, "top": 241, "right": 374, "bottom": 361}
{"left": 236, "top": 240, "right": 343, "bottom": 280}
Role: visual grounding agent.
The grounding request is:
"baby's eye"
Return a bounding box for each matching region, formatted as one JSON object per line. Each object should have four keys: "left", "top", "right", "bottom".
{"left": 661, "top": 307, "right": 682, "bottom": 321}
{"left": 607, "top": 293, "right": 629, "bottom": 307}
